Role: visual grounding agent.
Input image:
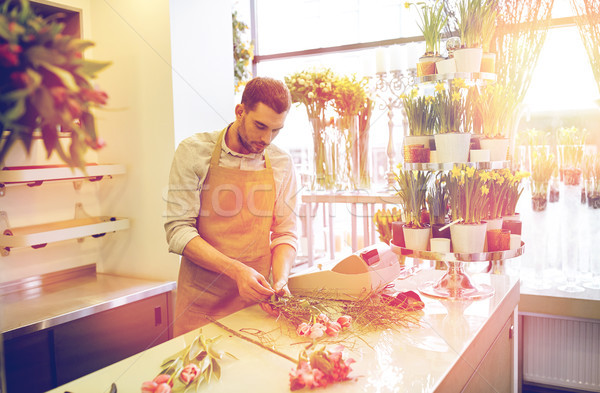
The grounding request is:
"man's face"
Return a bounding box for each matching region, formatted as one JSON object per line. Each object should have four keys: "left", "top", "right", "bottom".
{"left": 236, "top": 102, "right": 287, "bottom": 154}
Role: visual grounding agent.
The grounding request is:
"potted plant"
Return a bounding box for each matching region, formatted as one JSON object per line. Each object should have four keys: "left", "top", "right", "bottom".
{"left": 394, "top": 168, "right": 432, "bottom": 251}
{"left": 584, "top": 152, "right": 600, "bottom": 209}
{"left": 432, "top": 79, "right": 472, "bottom": 163}
{"left": 406, "top": 1, "right": 447, "bottom": 77}
{"left": 373, "top": 207, "right": 403, "bottom": 245}
{"left": 480, "top": 169, "right": 507, "bottom": 231}
{"left": 480, "top": 0, "right": 498, "bottom": 73}
{"left": 556, "top": 126, "right": 587, "bottom": 186}
{"left": 0, "top": 0, "right": 111, "bottom": 169}
{"left": 530, "top": 149, "right": 556, "bottom": 211}
{"left": 476, "top": 83, "right": 514, "bottom": 161}
{"left": 427, "top": 172, "right": 450, "bottom": 239}
{"left": 501, "top": 169, "right": 529, "bottom": 219}
{"left": 400, "top": 87, "right": 436, "bottom": 162}
{"left": 447, "top": 165, "right": 489, "bottom": 253}
{"left": 454, "top": 0, "right": 484, "bottom": 73}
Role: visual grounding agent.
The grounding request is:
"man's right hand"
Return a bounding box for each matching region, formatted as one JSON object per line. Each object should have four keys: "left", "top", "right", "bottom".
{"left": 232, "top": 263, "right": 274, "bottom": 302}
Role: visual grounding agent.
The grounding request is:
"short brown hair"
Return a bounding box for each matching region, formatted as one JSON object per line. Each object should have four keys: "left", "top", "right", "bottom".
{"left": 241, "top": 77, "right": 291, "bottom": 114}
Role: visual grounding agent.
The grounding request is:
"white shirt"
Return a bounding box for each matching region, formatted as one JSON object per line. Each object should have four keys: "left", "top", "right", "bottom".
{"left": 164, "top": 127, "right": 298, "bottom": 255}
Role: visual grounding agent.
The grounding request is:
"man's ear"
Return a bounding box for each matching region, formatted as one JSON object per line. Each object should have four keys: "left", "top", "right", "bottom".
{"left": 235, "top": 103, "right": 245, "bottom": 119}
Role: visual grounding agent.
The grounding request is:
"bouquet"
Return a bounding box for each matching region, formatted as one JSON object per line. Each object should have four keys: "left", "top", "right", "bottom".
{"left": 0, "top": 0, "right": 111, "bottom": 168}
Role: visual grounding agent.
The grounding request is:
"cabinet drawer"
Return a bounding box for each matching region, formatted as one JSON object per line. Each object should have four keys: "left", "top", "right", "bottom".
{"left": 54, "top": 293, "right": 170, "bottom": 385}
{"left": 4, "top": 329, "right": 55, "bottom": 393}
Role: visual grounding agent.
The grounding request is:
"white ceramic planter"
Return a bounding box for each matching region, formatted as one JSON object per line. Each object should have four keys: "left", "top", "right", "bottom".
{"left": 403, "top": 225, "right": 431, "bottom": 251}
{"left": 469, "top": 149, "right": 490, "bottom": 163}
{"left": 435, "top": 57, "right": 456, "bottom": 75}
{"left": 484, "top": 217, "right": 503, "bottom": 231}
{"left": 454, "top": 47, "right": 483, "bottom": 73}
{"left": 450, "top": 222, "right": 487, "bottom": 253}
{"left": 434, "top": 133, "right": 471, "bottom": 163}
{"left": 479, "top": 138, "right": 509, "bottom": 161}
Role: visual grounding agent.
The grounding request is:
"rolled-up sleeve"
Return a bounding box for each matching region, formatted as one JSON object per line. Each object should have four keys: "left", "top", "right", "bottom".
{"left": 270, "top": 156, "right": 299, "bottom": 251}
{"left": 164, "top": 141, "right": 203, "bottom": 255}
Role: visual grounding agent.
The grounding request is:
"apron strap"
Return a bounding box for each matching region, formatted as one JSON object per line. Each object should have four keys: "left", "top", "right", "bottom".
{"left": 210, "top": 126, "right": 271, "bottom": 169}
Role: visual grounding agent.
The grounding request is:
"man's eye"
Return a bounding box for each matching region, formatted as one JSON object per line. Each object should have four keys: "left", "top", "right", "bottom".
{"left": 256, "top": 124, "right": 266, "bottom": 129}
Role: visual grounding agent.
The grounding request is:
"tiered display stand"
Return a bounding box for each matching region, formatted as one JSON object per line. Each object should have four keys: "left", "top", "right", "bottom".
{"left": 395, "top": 72, "right": 525, "bottom": 300}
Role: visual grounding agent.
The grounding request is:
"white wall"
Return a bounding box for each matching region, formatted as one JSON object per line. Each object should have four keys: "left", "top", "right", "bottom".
{"left": 169, "top": 0, "right": 235, "bottom": 147}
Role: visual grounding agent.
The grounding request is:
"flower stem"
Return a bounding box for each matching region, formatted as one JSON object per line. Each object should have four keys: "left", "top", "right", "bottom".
{"left": 206, "top": 316, "right": 298, "bottom": 365}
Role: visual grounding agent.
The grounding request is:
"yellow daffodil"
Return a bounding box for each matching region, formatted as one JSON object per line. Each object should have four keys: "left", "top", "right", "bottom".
{"left": 410, "top": 88, "right": 419, "bottom": 98}
{"left": 451, "top": 165, "right": 462, "bottom": 179}
{"left": 479, "top": 171, "right": 491, "bottom": 182}
{"left": 451, "top": 91, "right": 461, "bottom": 102}
{"left": 465, "top": 166, "right": 476, "bottom": 178}
{"left": 399, "top": 94, "right": 408, "bottom": 100}
{"left": 404, "top": 2, "right": 411, "bottom": 9}
{"left": 453, "top": 78, "right": 467, "bottom": 89}
{"left": 435, "top": 82, "right": 445, "bottom": 93}
{"left": 481, "top": 185, "right": 489, "bottom": 195}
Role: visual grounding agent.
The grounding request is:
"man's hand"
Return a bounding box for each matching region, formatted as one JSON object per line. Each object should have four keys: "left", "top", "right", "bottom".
{"left": 232, "top": 263, "right": 274, "bottom": 302}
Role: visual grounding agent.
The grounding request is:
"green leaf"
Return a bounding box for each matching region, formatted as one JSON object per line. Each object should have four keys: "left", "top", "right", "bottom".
{"left": 40, "top": 124, "right": 58, "bottom": 158}
{"left": 224, "top": 351, "right": 238, "bottom": 360}
{"left": 188, "top": 338, "right": 202, "bottom": 361}
{"left": 160, "top": 358, "right": 176, "bottom": 369}
{"left": 38, "top": 61, "right": 79, "bottom": 91}
{"left": 30, "top": 87, "right": 56, "bottom": 123}
{"left": 211, "top": 358, "right": 221, "bottom": 380}
{"left": 199, "top": 356, "right": 211, "bottom": 374}
{"left": 1, "top": 99, "right": 26, "bottom": 122}
{"left": 79, "top": 59, "right": 112, "bottom": 78}
{"left": 194, "top": 375, "right": 205, "bottom": 393}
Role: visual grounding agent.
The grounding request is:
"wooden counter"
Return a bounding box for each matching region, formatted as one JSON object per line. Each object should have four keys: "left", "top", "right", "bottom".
{"left": 47, "top": 269, "right": 520, "bottom": 393}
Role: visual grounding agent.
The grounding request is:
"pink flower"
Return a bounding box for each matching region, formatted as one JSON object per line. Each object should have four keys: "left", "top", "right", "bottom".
{"left": 152, "top": 374, "right": 171, "bottom": 385}
{"left": 141, "top": 381, "right": 157, "bottom": 393}
{"left": 296, "top": 322, "right": 311, "bottom": 336}
{"left": 80, "top": 87, "right": 109, "bottom": 105}
{"left": 316, "top": 313, "right": 330, "bottom": 324}
{"left": 325, "top": 322, "right": 342, "bottom": 337}
{"left": 155, "top": 383, "right": 171, "bottom": 393}
{"left": 179, "top": 364, "right": 201, "bottom": 384}
{"left": 337, "top": 315, "right": 352, "bottom": 328}
{"left": 0, "top": 43, "right": 22, "bottom": 67}
{"left": 308, "top": 324, "right": 324, "bottom": 339}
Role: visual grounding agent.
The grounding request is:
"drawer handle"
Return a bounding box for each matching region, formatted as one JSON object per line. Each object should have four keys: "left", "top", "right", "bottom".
{"left": 155, "top": 306, "right": 162, "bottom": 326}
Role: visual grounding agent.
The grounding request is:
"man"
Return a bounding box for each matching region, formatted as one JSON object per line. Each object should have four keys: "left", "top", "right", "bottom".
{"left": 165, "top": 77, "right": 298, "bottom": 336}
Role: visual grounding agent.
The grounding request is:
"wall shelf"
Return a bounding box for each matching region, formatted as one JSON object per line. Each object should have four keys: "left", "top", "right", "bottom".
{"left": 0, "top": 164, "right": 126, "bottom": 192}
{"left": 1, "top": 216, "right": 130, "bottom": 256}
{"left": 403, "top": 161, "right": 510, "bottom": 171}
{"left": 415, "top": 71, "right": 497, "bottom": 85}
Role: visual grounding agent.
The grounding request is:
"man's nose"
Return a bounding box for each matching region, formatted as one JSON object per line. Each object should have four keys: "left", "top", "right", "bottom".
{"left": 261, "top": 131, "right": 273, "bottom": 144}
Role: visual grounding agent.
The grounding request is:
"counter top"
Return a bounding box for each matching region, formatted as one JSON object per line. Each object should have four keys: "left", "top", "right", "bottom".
{"left": 48, "top": 269, "right": 520, "bottom": 393}
{"left": 1, "top": 269, "right": 176, "bottom": 340}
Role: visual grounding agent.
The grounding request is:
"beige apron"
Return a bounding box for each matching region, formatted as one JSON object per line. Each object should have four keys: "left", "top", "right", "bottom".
{"left": 174, "top": 127, "right": 275, "bottom": 336}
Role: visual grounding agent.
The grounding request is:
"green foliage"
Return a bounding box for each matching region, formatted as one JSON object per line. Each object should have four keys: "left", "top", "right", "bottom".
{"left": 400, "top": 87, "right": 437, "bottom": 136}
{"left": 232, "top": 10, "right": 253, "bottom": 93}
{"left": 394, "top": 168, "right": 432, "bottom": 228}
{"left": 0, "top": 0, "right": 111, "bottom": 168}
{"left": 476, "top": 82, "right": 515, "bottom": 138}
{"left": 407, "top": 1, "right": 447, "bottom": 54}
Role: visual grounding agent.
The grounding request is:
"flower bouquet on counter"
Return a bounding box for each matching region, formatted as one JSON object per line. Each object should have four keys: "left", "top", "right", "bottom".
{"left": 289, "top": 345, "right": 355, "bottom": 391}
{"left": 140, "top": 330, "right": 237, "bottom": 393}
{"left": 530, "top": 149, "right": 556, "bottom": 211}
{"left": 0, "top": 0, "right": 111, "bottom": 168}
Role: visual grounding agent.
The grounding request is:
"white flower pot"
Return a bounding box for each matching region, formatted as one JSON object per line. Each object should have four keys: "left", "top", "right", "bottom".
{"left": 403, "top": 225, "right": 431, "bottom": 251}
{"left": 435, "top": 57, "right": 456, "bottom": 75}
{"left": 454, "top": 47, "right": 483, "bottom": 73}
{"left": 434, "top": 133, "right": 471, "bottom": 163}
{"left": 485, "top": 217, "right": 504, "bottom": 231}
{"left": 479, "top": 138, "right": 509, "bottom": 162}
{"left": 450, "top": 222, "right": 487, "bottom": 253}
{"left": 469, "top": 149, "right": 490, "bottom": 163}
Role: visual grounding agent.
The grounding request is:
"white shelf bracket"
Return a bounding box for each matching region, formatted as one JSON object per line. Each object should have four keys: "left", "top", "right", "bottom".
{"left": 74, "top": 203, "right": 91, "bottom": 243}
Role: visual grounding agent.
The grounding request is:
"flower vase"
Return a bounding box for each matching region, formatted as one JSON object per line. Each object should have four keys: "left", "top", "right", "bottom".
{"left": 402, "top": 225, "right": 431, "bottom": 251}
{"left": 435, "top": 57, "right": 456, "bottom": 75}
{"left": 450, "top": 222, "right": 487, "bottom": 253}
{"left": 479, "top": 138, "right": 509, "bottom": 162}
{"left": 434, "top": 133, "right": 471, "bottom": 163}
{"left": 453, "top": 47, "right": 483, "bottom": 73}
{"left": 358, "top": 123, "right": 370, "bottom": 189}
{"left": 309, "top": 116, "right": 333, "bottom": 191}
{"left": 339, "top": 115, "right": 360, "bottom": 190}
{"left": 417, "top": 54, "right": 443, "bottom": 77}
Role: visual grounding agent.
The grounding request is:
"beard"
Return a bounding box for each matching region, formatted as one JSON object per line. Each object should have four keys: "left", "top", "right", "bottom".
{"left": 237, "top": 120, "right": 267, "bottom": 154}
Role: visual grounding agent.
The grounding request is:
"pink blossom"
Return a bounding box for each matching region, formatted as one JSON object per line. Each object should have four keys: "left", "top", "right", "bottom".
{"left": 337, "top": 315, "right": 352, "bottom": 328}
{"left": 152, "top": 374, "right": 171, "bottom": 385}
{"left": 308, "top": 324, "right": 324, "bottom": 339}
{"left": 141, "top": 381, "right": 157, "bottom": 393}
{"left": 325, "top": 322, "right": 342, "bottom": 337}
{"left": 155, "top": 383, "right": 171, "bottom": 393}
{"left": 316, "top": 313, "right": 330, "bottom": 324}
{"left": 296, "top": 322, "right": 311, "bottom": 336}
{"left": 179, "top": 364, "right": 200, "bottom": 384}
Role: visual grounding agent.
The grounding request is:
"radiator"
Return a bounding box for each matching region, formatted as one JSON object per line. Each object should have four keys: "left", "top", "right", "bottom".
{"left": 522, "top": 313, "right": 600, "bottom": 392}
